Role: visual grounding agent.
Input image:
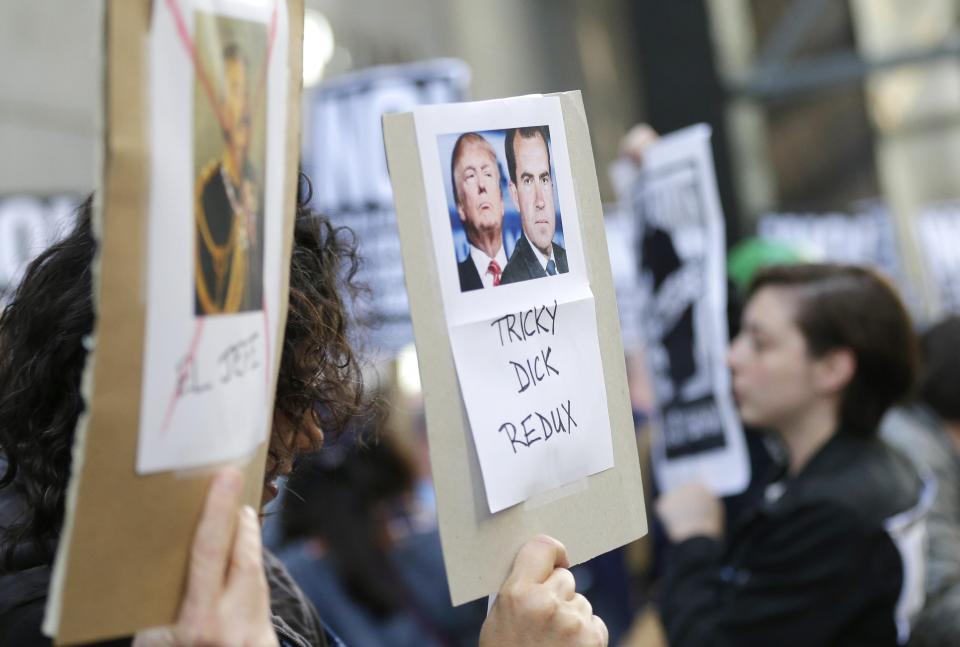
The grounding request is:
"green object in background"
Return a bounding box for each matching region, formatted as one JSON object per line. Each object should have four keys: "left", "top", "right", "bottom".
{"left": 727, "top": 238, "right": 804, "bottom": 293}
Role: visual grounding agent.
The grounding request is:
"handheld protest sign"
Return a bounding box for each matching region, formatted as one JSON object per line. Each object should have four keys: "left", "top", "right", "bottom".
{"left": 44, "top": 1, "right": 303, "bottom": 643}
{"left": 610, "top": 124, "right": 749, "bottom": 496}
{"left": 383, "top": 91, "right": 646, "bottom": 606}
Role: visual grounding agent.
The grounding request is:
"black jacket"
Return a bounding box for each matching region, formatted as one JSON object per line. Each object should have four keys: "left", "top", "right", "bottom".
{"left": 457, "top": 257, "right": 483, "bottom": 292}
{"left": 500, "top": 236, "right": 568, "bottom": 284}
{"left": 660, "top": 433, "right": 924, "bottom": 647}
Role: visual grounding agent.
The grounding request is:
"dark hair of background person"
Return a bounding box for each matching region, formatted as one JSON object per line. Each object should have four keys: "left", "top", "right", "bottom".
{"left": 503, "top": 125, "right": 551, "bottom": 185}
{"left": 917, "top": 316, "right": 960, "bottom": 423}
{"left": 279, "top": 436, "right": 416, "bottom": 618}
{"left": 0, "top": 175, "right": 367, "bottom": 569}
{"left": 747, "top": 264, "right": 917, "bottom": 439}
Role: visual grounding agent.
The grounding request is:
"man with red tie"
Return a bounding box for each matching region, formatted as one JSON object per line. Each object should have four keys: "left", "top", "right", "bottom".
{"left": 450, "top": 132, "right": 507, "bottom": 291}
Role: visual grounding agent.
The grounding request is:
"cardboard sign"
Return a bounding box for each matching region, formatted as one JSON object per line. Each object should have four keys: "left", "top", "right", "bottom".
{"left": 383, "top": 91, "right": 646, "bottom": 605}
{"left": 612, "top": 125, "right": 749, "bottom": 497}
{"left": 44, "top": 1, "right": 303, "bottom": 643}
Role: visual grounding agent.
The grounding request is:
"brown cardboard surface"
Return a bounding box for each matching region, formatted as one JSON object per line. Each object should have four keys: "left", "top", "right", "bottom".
{"left": 382, "top": 91, "right": 647, "bottom": 606}
{"left": 44, "top": 2, "right": 304, "bottom": 644}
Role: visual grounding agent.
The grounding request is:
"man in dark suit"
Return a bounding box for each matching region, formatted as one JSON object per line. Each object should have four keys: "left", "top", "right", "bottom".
{"left": 450, "top": 133, "right": 507, "bottom": 291}
{"left": 195, "top": 43, "right": 263, "bottom": 315}
{"left": 500, "top": 126, "right": 568, "bottom": 285}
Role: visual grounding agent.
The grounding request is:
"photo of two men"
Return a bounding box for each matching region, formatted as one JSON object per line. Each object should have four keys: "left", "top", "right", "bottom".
{"left": 442, "top": 125, "right": 570, "bottom": 292}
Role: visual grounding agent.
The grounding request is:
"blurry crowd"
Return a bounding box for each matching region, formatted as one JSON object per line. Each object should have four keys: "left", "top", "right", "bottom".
{"left": 256, "top": 127, "right": 960, "bottom": 647}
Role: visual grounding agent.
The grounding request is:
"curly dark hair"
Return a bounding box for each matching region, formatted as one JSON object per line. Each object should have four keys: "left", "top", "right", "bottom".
{"left": 0, "top": 177, "right": 366, "bottom": 568}
{"left": 268, "top": 176, "right": 368, "bottom": 476}
{"left": 0, "top": 197, "right": 96, "bottom": 569}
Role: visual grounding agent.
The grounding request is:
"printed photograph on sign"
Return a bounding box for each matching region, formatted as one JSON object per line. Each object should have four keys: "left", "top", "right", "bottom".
{"left": 439, "top": 126, "right": 569, "bottom": 292}
{"left": 193, "top": 12, "right": 267, "bottom": 316}
{"left": 636, "top": 159, "right": 726, "bottom": 459}
{"left": 137, "top": 0, "right": 290, "bottom": 474}
{"left": 611, "top": 124, "right": 749, "bottom": 496}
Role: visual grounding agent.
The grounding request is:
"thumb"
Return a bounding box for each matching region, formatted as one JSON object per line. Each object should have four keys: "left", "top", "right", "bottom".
{"left": 503, "top": 535, "right": 569, "bottom": 588}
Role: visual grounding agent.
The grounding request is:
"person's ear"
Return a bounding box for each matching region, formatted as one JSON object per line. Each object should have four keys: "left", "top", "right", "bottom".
{"left": 508, "top": 181, "right": 519, "bottom": 211}
{"left": 814, "top": 347, "right": 856, "bottom": 396}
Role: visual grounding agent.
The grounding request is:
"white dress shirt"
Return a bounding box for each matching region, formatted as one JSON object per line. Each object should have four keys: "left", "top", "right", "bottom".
{"left": 468, "top": 243, "right": 508, "bottom": 288}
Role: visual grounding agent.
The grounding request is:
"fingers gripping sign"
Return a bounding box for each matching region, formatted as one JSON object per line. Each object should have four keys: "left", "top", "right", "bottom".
{"left": 480, "top": 535, "right": 608, "bottom": 647}
{"left": 134, "top": 468, "right": 278, "bottom": 647}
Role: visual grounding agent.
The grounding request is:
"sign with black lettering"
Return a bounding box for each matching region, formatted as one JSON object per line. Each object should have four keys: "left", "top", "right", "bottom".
{"left": 613, "top": 124, "right": 749, "bottom": 496}
{"left": 403, "top": 96, "right": 614, "bottom": 514}
{"left": 383, "top": 91, "right": 646, "bottom": 606}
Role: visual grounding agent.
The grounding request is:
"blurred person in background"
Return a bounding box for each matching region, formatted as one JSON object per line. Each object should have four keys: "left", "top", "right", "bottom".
{"left": 276, "top": 434, "right": 485, "bottom": 647}
{"left": 882, "top": 316, "right": 960, "bottom": 647}
{"left": 655, "top": 264, "right": 925, "bottom": 646}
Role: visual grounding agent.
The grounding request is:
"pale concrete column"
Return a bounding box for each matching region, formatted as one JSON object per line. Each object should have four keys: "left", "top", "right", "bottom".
{"left": 849, "top": 0, "right": 960, "bottom": 318}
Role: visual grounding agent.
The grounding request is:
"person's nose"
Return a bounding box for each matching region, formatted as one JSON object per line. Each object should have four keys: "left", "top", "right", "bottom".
{"left": 534, "top": 180, "right": 545, "bottom": 209}
{"left": 726, "top": 334, "right": 744, "bottom": 371}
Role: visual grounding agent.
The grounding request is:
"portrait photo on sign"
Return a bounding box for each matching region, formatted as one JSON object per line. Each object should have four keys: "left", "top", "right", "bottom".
{"left": 139, "top": 0, "right": 290, "bottom": 474}
{"left": 439, "top": 126, "right": 570, "bottom": 293}
{"left": 193, "top": 11, "right": 267, "bottom": 316}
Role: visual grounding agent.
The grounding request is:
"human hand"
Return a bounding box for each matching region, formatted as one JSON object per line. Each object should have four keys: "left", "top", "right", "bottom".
{"left": 479, "top": 535, "right": 607, "bottom": 647}
{"left": 655, "top": 482, "right": 724, "bottom": 542}
{"left": 619, "top": 123, "right": 660, "bottom": 167}
{"left": 133, "top": 468, "right": 278, "bottom": 647}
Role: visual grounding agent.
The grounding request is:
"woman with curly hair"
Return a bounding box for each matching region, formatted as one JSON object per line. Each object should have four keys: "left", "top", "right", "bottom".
{"left": 0, "top": 183, "right": 608, "bottom": 647}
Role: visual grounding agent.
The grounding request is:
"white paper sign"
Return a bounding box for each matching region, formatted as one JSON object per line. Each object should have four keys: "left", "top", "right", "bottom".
{"left": 411, "top": 96, "right": 615, "bottom": 512}
{"left": 137, "top": 0, "right": 289, "bottom": 473}
{"left": 612, "top": 124, "right": 749, "bottom": 496}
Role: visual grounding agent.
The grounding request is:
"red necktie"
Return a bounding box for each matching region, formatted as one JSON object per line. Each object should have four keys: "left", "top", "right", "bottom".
{"left": 488, "top": 259, "right": 502, "bottom": 286}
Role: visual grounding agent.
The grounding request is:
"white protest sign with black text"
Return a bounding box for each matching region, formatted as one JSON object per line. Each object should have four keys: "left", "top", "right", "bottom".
{"left": 384, "top": 90, "right": 645, "bottom": 606}
{"left": 613, "top": 124, "right": 748, "bottom": 496}
{"left": 412, "top": 96, "right": 614, "bottom": 513}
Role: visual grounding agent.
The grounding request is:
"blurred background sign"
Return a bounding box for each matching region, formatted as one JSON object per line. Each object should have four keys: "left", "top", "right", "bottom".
{"left": 304, "top": 58, "right": 470, "bottom": 356}
{"left": 0, "top": 195, "right": 79, "bottom": 304}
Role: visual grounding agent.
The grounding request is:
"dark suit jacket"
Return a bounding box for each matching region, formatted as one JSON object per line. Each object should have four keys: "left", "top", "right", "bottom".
{"left": 500, "top": 235, "right": 568, "bottom": 285}
{"left": 458, "top": 257, "right": 484, "bottom": 292}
